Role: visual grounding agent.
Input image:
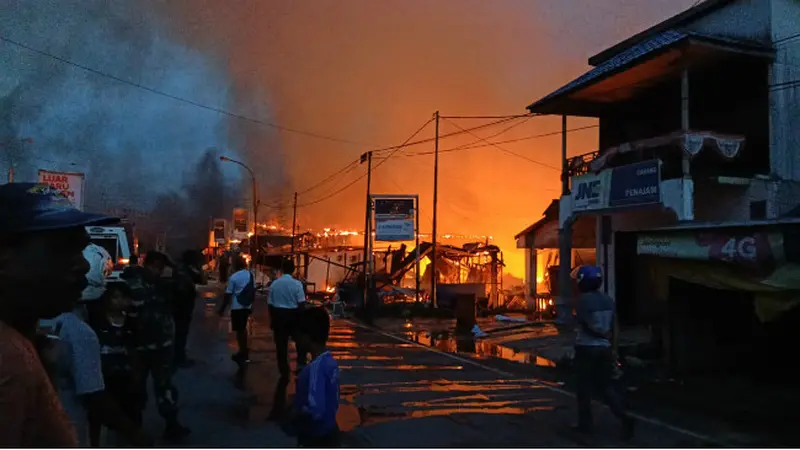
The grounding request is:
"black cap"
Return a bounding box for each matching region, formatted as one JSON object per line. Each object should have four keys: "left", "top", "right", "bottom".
{"left": 0, "top": 182, "right": 119, "bottom": 233}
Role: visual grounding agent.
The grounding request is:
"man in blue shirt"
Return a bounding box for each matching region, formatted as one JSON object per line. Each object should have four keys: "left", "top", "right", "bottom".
{"left": 573, "top": 265, "right": 634, "bottom": 440}
{"left": 291, "top": 307, "right": 340, "bottom": 447}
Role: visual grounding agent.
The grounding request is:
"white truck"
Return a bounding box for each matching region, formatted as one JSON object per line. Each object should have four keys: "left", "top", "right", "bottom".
{"left": 86, "top": 224, "right": 134, "bottom": 281}
{"left": 37, "top": 224, "right": 136, "bottom": 335}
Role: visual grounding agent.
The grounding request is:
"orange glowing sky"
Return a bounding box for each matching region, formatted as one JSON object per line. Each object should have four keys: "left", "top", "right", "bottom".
{"left": 153, "top": 0, "right": 697, "bottom": 278}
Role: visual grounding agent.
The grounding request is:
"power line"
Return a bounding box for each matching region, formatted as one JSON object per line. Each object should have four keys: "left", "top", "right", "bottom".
{"left": 297, "top": 117, "right": 435, "bottom": 208}
{"left": 370, "top": 115, "right": 532, "bottom": 154}
{"left": 439, "top": 114, "right": 533, "bottom": 119}
{"left": 293, "top": 115, "right": 535, "bottom": 197}
{"left": 401, "top": 123, "right": 598, "bottom": 158}
{"left": 441, "top": 124, "right": 598, "bottom": 154}
{"left": 0, "top": 34, "right": 375, "bottom": 147}
{"left": 296, "top": 159, "right": 360, "bottom": 195}
{"left": 439, "top": 117, "right": 562, "bottom": 171}
{"left": 399, "top": 115, "right": 534, "bottom": 157}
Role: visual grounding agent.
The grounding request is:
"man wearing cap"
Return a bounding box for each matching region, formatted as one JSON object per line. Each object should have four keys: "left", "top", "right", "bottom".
{"left": 573, "top": 265, "right": 634, "bottom": 440}
{"left": 0, "top": 183, "right": 116, "bottom": 446}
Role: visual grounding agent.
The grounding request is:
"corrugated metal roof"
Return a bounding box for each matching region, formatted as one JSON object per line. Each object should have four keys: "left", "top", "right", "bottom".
{"left": 589, "top": 0, "right": 734, "bottom": 65}
{"left": 527, "top": 30, "right": 688, "bottom": 112}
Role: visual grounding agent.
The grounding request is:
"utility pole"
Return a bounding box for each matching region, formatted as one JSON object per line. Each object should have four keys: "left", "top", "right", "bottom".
{"left": 557, "top": 115, "right": 574, "bottom": 326}
{"left": 415, "top": 195, "right": 421, "bottom": 303}
{"left": 431, "top": 111, "right": 440, "bottom": 308}
{"left": 291, "top": 191, "right": 298, "bottom": 257}
{"left": 252, "top": 176, "right": 259, "bottom": 269}
{"left": 361, "top": 151, "right": 373, "bottom": 316}
{"left": 2, "top": 138, "right": 33, "bottom": 184}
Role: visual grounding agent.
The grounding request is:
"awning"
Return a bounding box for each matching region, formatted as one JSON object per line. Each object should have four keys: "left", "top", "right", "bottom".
{"left": 637, "top": 227, "right": 785, "bottom": 270}
{"left": 637, "top": 224, "right": 800, "bottom": 322}
{"left": 526, "top": 30, "right": 773, "bottom": 117}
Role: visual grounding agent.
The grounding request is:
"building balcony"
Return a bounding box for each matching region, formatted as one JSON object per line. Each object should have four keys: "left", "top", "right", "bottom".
{"left": 568, "top": 129, "right": 747, "bottom": 181}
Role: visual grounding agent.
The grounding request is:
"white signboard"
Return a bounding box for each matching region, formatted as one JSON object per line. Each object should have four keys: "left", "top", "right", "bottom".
{"left": 38, "top": 170, "right": 85, "bottom": 211}
{"left": 375, "top": 219, "right": 415, "bottom": 242}
{"left": 571, "top": 170, "right": 611, "bottom": 213}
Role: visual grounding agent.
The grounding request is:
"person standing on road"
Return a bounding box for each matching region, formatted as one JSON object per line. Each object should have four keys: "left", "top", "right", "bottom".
{"left": 572, "top": 265, "right": 634, "bottom": 440}
{"left": 218, "top": 251, "right": 230, "bottom": 284}
{"left": 123, "top": 252, "right": 190, "bottom": 441}
{"left": 88, "top": 281, "right": 148, "bottom": 445}
{"left": 268, "top": 258, "right": 308, "bottom": 378}
{"left": 54, "top": 244, "right": 152, "bottom": 447}
{"left": 217, "top": 255, "right": 255, "bottom": 368}
{"left": 289, "top": 307, "right": 340, "bottom": 447}
{"left": 173, "top": 249, "right": 205, "bottom": 368}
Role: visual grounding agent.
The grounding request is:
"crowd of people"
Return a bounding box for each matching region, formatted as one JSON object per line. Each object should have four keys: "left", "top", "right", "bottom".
{"left": 0, "top": 183, "right": 341, "bottom": 448}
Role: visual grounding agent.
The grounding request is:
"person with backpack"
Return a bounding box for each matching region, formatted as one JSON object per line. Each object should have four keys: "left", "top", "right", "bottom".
{"left": 218, "top": 255, "right": 255, "bottom": 368}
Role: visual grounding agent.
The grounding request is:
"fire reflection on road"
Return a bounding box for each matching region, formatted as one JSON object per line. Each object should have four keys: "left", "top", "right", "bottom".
{"left": 330, "top": 323, "right": 562, "bottom": 434}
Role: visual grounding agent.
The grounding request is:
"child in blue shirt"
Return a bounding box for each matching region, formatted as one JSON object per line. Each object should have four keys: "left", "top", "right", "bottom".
{"left": 291, "top": 307, "right": 340, "bottom": 447}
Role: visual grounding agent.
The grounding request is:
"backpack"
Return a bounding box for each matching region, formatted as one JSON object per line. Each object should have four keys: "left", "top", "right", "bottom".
{"left": 237, "top": 271, "right": 256, "bottom": 307}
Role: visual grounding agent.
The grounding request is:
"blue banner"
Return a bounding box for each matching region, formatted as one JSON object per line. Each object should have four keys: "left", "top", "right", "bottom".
{"left": 608, "top": 160, "right": 660, "bottom": 207}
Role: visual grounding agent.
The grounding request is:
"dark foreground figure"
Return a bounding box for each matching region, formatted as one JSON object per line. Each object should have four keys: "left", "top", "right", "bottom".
{"left": 283, "top": 307, "right": 341, "bottom": 447}
{"left": 573, "top": 265, "right": 635, "bottom": 440}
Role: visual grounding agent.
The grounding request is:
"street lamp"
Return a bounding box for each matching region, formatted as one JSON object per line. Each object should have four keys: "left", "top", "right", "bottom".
{"left": 219, "top": 156, "right": 259, "bottom": 260}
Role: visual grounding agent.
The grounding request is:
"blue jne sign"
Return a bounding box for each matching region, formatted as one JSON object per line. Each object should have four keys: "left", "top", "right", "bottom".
{"left": 608, "top": 160, "right": 660, "bottom": 208}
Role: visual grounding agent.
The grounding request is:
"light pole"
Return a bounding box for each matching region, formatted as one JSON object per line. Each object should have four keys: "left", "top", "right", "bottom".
{"left": 219, "top": 156, "right": 259, "bottom": 262}
{"left": 2, "top": 137, "right": 34, "bottom": 183}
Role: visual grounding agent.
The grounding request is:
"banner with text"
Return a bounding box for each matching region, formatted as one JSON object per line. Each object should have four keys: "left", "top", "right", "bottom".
{"left": 571, "top": 159, "right": 661, "bottom": 213}
{"left": 637, "top": 229, "right": 784, "bottom": 267}
{"left": 608, "top": 159, "right": 660, "bottom": 208}
{"left": 375, "top": 219, "right": 415, "bottom": 241}
{"left": 38, "top": 170, "right": 85, "bottom": 210}
{"left": 374, "top": 198, "right": 415, "bottom": 220}
{"left": 213, "top": 219, "right": 227, "bottom": 243}
{"left": 232, "top": 208, "right": 249, "bottom": 240}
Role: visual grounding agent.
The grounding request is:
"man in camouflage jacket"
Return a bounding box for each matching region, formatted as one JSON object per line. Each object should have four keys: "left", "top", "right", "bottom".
{"left": 122, "top": 252, "right": 190, "bottom": 441}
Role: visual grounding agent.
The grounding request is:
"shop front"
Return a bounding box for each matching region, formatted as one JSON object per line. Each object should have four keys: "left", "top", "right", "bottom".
{"left": 635, "top": 221, "right": 800, "bottom": 374}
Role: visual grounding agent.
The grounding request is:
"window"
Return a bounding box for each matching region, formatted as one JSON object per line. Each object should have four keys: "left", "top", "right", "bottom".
{"left": 90, "top": 237, "right": 119, "bottom": 261}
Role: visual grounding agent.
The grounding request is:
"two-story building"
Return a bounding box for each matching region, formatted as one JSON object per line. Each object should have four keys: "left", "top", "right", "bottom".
{"left": 524, "top": 0, "right": 800, "bottom": 374}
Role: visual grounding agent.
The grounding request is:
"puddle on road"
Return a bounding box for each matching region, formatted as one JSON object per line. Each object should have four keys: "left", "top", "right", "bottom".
{"left": 337, "top": 378, "right": 555, "bottom": 432}
{"left": 404, "top": 328, "right": 558, "bottom": 368}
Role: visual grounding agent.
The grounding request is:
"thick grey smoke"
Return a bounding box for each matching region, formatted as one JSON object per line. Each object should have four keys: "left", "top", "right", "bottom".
{"left": 0, "top": 0, "right": 287, "bottom": 250}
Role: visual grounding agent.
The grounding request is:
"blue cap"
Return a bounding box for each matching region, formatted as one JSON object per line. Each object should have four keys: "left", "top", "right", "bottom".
{"left": 576, "top": 265, "right": 603, "bottom": 282}
{"left": 0, "top": 182, "right": 119, "bottom": 233}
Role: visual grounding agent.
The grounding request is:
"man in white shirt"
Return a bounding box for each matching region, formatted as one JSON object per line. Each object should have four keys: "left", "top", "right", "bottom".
{"left": 218, "top": 256, "right": 254, "bottom": 366}
{"left": 268, "top": 258, "right": 307, "bottom": 378}
{"left": 54, "top": 244, "right": 151, "bottom": 447}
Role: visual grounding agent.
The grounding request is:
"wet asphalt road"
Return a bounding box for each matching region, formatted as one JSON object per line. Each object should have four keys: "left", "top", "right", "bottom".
{"left": 139, "top": 284, "right": 717, "bottom": 447}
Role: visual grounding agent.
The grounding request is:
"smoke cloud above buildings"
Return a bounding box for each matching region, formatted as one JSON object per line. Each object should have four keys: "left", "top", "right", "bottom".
{"left": 1, "top": 0, "right": 696, "bottom": 270}
{"left": 0, "top": 0, "right": 289, "bottom": 250}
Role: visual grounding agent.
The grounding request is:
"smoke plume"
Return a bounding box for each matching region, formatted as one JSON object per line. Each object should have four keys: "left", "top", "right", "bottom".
{"left": 0, "top": 0, "right": 288, "bottom": 252}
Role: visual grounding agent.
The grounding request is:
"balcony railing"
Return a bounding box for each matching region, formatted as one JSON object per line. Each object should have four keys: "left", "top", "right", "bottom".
{"left": 567, "top": 151, "right": 599, "bottom": 176}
